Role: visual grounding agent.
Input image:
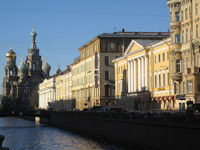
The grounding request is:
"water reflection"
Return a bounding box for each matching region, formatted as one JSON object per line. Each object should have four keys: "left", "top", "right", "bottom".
{"left": 0, "top": 117, "right": 123, "bottom": 150}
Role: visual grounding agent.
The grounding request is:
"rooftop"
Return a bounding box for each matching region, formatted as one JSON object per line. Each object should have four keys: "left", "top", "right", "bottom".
{"left": 97, "top": 31, "right": 170, "bottom": 38}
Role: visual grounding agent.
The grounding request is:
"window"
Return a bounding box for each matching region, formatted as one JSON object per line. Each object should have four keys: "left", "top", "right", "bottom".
{"left": 155, "top": 56, "right": 157, "bottom": 64}
{"left": 95, "top": 52, "right": 98, "bottom": 69}
{"left": 176, "top": 60, "right": 181, "bottom": 73}
{"left": 105, "top": 56, "right": 109, "bottom": 66}
{"left": 174, "top": 82, "right": 177, "bottom": 94}
{"left": 186, "top": 29, "right": 189, "bottom": 42}
{"left": 116, "top": 43, "right": 119, "bottom": 51}
{"left": 181, "top": 10, "right": 183, "bottom": 21}
{"left": 182, "top": 59, "right": 185, "bottom": 72}
{"left": 187, "top": 80, "right": 193, "bottom": 93}
{"left": 105, "top": 71, "right": 109, "bottom": 80}
{"left": 163, "top": 53, "right": 165, "bottom": 61}
{"left": 159, "top": 74, "right": 161, "bottom": 87}
{"left": 155, "top": 75, "right": 157, "bottom": 88}
{"left": 196, "top": 3, "right": 199, "bottom": 15}
{"left": 196, "top": 24, "right": 199, "bottom": 38}
{"left": 185, "top": 8, "right": 188, "bottom": 20}
{"left": 183, "top": 82, "right": 185, "bottom": 94}
{"left": 105, "top": 85, "right": 110, "bottom": 97}
{"left": 158, "top": 54, "right": 161, "bottom": 62}
{"left": 175, "top": 34, "right": 180, "bottom": 43}
{"left": 105, "top": 42, "right": 108, "bottom": 51}
{"left": 163, "top": 73, "right": 165, "bottom": 87}
{"left": 175, "top": 11, "right": 180, "bottom": 22}
{"left": 182, "top": 30, "right": 184, "bottom": 43}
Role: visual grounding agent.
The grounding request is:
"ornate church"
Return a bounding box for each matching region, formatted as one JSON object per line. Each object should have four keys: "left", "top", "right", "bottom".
{"left": 2, "top": 27, "right": 51, "bottom": 109}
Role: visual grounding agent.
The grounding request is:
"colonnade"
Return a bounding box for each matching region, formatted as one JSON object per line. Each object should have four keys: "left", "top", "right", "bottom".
{"left": 128, "top": 55, "right": 149, "bottom": 93}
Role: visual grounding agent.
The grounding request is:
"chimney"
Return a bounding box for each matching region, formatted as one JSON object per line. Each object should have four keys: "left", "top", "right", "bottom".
{"left": 122, "top": 28, "right": 125, "bottom": 32}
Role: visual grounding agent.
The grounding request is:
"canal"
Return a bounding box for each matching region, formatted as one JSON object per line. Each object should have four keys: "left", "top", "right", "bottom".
{"left": 0, "top": 117, "right": 124, "bottom": 150}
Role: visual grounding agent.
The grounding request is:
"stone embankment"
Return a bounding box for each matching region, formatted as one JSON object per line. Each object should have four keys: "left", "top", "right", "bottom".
{"left": 38, "top": 111, "right": 200, "bottom": 150}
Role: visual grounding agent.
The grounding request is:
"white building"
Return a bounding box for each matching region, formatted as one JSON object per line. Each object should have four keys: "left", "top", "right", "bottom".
{"left": 38, "top": 77, "right": 56, "bottom": 109}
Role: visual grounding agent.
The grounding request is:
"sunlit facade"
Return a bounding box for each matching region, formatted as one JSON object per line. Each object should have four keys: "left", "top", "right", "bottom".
{"left": 167, "top": 0, "right": 200, "bottom": 110}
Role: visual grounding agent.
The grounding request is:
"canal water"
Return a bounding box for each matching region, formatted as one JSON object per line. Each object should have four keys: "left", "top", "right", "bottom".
{"left": 0, "top": 117, "right": 124, "bottom": 150}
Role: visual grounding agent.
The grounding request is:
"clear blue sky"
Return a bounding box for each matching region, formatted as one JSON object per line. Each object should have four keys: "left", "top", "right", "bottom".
{"left": 0, "top": 0, "right": 170, "bottom": 93}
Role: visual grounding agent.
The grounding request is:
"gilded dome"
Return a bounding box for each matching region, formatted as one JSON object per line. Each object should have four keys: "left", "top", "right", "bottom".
{"left": 6, "top": 45, "right": 16, "bottom": 58}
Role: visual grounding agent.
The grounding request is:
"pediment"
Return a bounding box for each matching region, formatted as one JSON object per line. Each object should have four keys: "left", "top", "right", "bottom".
{"left": 124, "top": 40, "right": 144, "bottom": 55}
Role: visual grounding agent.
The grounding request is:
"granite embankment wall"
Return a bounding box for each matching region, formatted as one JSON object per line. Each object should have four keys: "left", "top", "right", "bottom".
{"left": 43, "top": 112, "right": 200, "bottom": 150}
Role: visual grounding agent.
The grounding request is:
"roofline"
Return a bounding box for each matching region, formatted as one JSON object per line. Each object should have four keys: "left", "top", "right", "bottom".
{"left": 112, "top": 38, "right": 170, "bottom": 63}
{"left": 149, "top": 38, "right": 171, "bottom": 49}
{"left": 79, "top": 36, "right": 99, "bottom": 50}
{"left": 78, "top": 31, "right": 170, "bottom": 50}
{"left": 112, "top": 55, "right": 126, "bottom": 63}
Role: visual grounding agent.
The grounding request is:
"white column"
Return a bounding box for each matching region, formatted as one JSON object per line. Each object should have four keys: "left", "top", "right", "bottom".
{"left": 128, "top": 61, "right": 131, "bottom": 93}
{"left": 141, "top": 57, "right": 144, "bottom": 89}
{"left": 130, "top": 60, "right": 134, "bottom": 92}
{"left": 145, "top": 56, "right": 148, "bottom": 90}
{"left": 143, "top": 56, "right": 145, "bottom": 88}
{"left": 138, "top": 58, "right": 141, "bottom": 91}
{"left": 134, "top": 59, "right": 136, "bottom": 92}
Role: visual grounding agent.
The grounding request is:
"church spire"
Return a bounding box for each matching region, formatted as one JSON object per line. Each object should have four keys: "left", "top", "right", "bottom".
{"left": 30, "top": 25, "right": 37, "bottom": 49}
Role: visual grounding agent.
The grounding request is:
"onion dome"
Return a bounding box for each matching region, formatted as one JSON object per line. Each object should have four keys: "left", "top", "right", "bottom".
{"left": 42, "top": 58, "right": 51, "bottom": 74}
{"left": 18, "top": 58, "right": 27, "bottom": 73}
{"left": 6, "top": 45, "right": 16, "bottom": 58}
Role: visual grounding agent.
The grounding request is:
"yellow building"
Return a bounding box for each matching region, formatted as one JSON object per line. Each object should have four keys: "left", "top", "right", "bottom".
{"left": 148, "top": 39, "right": 176, "bottom": 110}
{"left": 113, "top": 38, "right": 178, "bottom": 111}
{"left": 71, "top": 30, "right": 170, "bottom": 110}
{"left": 39, "top": 65, "right": 72, "bottom": 109}
{"left": 55, "top": 66, "right": 72, "bottom": 101}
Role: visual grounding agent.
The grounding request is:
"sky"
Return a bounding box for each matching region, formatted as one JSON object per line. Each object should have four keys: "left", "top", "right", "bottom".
{"left": 0, "top": 0, "right": 170, "bottom": 94}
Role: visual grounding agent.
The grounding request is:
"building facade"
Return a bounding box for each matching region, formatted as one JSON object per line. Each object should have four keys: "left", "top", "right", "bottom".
{"left": 72, "top": 30, "right": 170, "bottom": 110}
{"left": 148, "top": 39, "right": 175, "bottom": 110}
{"left": 167, "top": 0, "right": 200, "bottom": 110}
{"left": 113, "top": 38, "right": 177, "bottom": 111}
{"left": 38, "top": 77, "right": 55, "bottom": 109}
{"left": 55, "top": 66, "right": 72, "bottom": 101}
{"left": 39, "top": 66, "right": 72, "bottom": 110}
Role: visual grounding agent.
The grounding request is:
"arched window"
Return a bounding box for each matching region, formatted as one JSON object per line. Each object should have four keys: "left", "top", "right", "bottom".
{"left": 186, "top": 29, "right": 189, "bottom": 42}
{"left": 196, "top": 24, "right": 199, "bottom": 38}
{"left": 196, "top": 3, "right": 199, "bottom": 15}
{"left": 10, "top": 70, "right": 13, "bottom": 76}
{"left": 185, "top": 8, "right": 188, "bottom": 20}
{"left": 33, "top": 64, "right": 36, "bottom": 71}
{"left": 182, "top": 30, "right": 184, "bottom": 43}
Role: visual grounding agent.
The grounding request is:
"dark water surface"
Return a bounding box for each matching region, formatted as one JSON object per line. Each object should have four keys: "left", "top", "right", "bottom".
{"left": 0, "top": 117, "right": 124, "bottom": 150}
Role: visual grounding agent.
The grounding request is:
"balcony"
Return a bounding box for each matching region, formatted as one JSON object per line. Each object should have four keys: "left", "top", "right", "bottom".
{"left": 171, "top": 72, "right": 182, "bottom": 82}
